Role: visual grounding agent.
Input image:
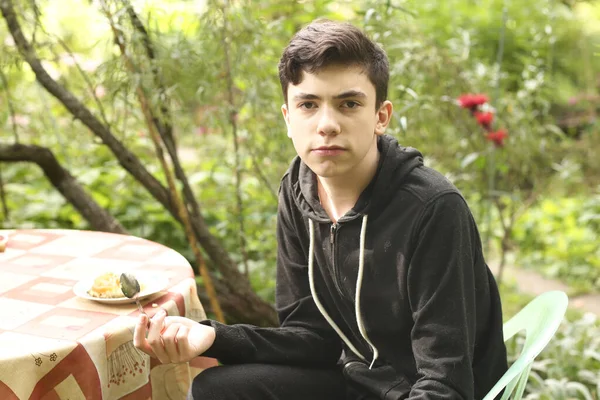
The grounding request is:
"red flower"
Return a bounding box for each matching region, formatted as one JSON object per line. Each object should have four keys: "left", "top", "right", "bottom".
{"left": 474, "top": 111, "right": 494, "bottom": 128}
{"left": 486, "top": 130, "right": 508, "bottom": 147}
{"left": 457, "top": 93, "right": 489, "bottom": 109}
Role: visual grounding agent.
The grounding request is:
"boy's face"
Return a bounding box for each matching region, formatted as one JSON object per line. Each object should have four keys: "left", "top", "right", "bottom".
{"left": 281, "top": 64, "right": 392, "bottom": 180}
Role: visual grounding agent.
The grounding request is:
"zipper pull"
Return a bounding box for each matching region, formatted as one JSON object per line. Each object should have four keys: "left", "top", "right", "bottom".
{"left": 330, "top": 224, "right": 336, "bottom": 244}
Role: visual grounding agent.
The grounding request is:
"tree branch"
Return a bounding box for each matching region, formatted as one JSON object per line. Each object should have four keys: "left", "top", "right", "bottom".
{"left": 123, "top": 1, "right": 173, "bottom": 143}
{"left": 0, "top": 164, "right": 8, "bottom": 220}
{"left": 197, "top": 277, "right": 279, "bottom": 326}
{"left": 0, "top": 0, "right": 173, "bottom": 211}
{"left": 0, "top": 144, "right": 127, "bottom": 233}
{"left": 0, "top": 66, "right": 19, "bottom": 143}
{"left": 118, "top": 3, "right": 276, "bottom": 324}
{"left": 123, "top": 0, "right": 204, "bottom": 223}
{"left": 54, "top": 35, "right": 110, "bottom": 127}
{"left": 117, "top": 1, "right": 259, "bottom": 289}
{"left": 246, "top": 138, "right": 278, "bottom": 201}
{"left": 0, "top": 0, "right": 277, "bottom": 326}
{"left": 101, "top": 0, "right": 225, "bottom": 322}
{"left": 221, "top": 0, "right": 250, "bottom": 277}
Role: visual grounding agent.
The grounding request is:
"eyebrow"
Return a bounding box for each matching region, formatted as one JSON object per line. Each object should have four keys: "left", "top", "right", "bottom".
{"left": 291, "top": 90, "right": 368, "bottom": 102}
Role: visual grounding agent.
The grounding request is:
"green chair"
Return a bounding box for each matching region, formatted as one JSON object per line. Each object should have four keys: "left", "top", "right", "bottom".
{"left": 483, "top": 290, "right": 569, "bottom": 400}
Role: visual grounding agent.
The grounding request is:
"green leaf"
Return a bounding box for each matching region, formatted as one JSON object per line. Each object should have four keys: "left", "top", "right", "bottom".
{"left": 461, "top": 152, "right": 480, "bottom": 169}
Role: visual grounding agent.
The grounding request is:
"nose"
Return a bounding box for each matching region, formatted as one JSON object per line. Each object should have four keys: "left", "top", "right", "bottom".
{"left": 317, "top": 106, "right": 340, "bottom": 136}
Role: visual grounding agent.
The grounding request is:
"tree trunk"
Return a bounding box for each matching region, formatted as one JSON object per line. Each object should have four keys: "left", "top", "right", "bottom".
{"left": 0, "top": 144, "right": 127, "bottom": 234}
{"left": 0, "top": 0, "right": 278, "bottom": 326}
{"left": 198, "top": 279, "right": 278, "bottom": 327}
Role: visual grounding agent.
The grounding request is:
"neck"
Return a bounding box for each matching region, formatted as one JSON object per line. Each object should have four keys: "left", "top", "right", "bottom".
{"left": 318, "top": 140, "right": 380, "bottom": 222}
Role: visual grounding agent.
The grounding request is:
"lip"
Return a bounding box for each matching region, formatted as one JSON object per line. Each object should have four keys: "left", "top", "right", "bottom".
{"left": 314, "top": 145, "right": 344, "bottom": 150}
{"left": 312, "top": 146, "right": 346, "bottom": 156}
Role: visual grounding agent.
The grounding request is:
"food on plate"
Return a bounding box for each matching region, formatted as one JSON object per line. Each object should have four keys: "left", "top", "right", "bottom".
{"left": 87, "top": 272, "right": 125, "bottom": 298}
{"left": 87, "top": 272, "right": 146, "bottom": 299}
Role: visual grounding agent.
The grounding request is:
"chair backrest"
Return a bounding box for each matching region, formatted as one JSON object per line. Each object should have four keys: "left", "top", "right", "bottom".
{"left": 482, "top": 290, "right": 568, "bottom": 400}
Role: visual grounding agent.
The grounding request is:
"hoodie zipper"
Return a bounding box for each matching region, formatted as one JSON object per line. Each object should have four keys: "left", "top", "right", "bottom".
{"left": 330, "top": 223, "right": 346, "bottom": 297}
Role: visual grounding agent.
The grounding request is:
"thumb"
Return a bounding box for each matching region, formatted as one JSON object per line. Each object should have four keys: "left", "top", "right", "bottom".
{"left": 133, "top": 314, "right": 152, "bottom": 355}
{"left": 189, "top": 324, "right": 216, "bottom": 355}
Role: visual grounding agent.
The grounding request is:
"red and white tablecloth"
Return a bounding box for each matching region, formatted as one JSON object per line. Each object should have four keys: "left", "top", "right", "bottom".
{"left": 0, "top": 229, "right": 217, "bottom": 400}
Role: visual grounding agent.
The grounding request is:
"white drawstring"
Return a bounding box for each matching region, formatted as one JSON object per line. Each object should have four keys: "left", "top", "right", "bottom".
{"left": 308, "top": 219, "right": 367, "bottom": 362}
{"left": 307, "top": 217, "right": 379, "bottom": 369}
{"left": 355, "top": 215, "right": 379, "bottom": 369}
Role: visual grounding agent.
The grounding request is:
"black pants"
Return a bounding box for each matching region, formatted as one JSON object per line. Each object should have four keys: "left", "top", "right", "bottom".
{"left": 188, "top": 364, "right": 376, "bottom": 400}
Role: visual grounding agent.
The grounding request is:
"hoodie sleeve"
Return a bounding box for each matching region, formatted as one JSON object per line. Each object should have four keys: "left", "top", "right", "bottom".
{"left": 199, "top": 184, "right": 342, "bottom": 366}
{"left": 405, "top": 192, "right": 479, "bottom": 400}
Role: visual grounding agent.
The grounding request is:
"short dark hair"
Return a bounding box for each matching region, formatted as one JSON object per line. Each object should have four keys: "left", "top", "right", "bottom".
{"left": 278, "top": 19, "right": 390, "bottom": 109}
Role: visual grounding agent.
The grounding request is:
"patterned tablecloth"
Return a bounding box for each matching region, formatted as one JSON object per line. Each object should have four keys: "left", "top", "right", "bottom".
{"left": 0, "top": 229, "right": 217, "bottom": 400}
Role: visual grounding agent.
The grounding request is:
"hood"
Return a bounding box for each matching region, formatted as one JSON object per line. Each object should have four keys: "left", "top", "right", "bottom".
{"left": 289, "top": 135, "right": 423, "bottom": 222}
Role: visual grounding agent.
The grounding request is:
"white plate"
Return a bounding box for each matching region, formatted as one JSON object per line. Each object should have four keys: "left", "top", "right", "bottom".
{"left": 73, "top": 272, "right": 167, "bottom": 304}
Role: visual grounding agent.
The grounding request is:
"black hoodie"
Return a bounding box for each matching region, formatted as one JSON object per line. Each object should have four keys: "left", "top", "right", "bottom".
{"left": 202, "top": 135, "right": 508, "bottom": 399}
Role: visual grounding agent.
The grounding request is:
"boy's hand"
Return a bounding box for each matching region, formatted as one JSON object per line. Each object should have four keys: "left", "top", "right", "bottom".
{"left": 133, "top": 309, "right": 216, "bottom": 364}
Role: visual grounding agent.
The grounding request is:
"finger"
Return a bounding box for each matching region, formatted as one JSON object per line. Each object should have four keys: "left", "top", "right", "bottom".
{"left": 176, "top": 325, "right": 191, "bottom": 360}
{"left": 133, "top": 314, "right": 154, "bottom": 356}
{"left": 147, "top": 310, "right": 169, "bottom": 363}
{"left": 162, "top": 323, "right": 181, "bottom": 363}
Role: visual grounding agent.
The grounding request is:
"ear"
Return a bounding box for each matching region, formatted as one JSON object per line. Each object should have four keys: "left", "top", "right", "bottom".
{"left": 281, "top": 103, "right": 292, "bottom": 138}
{"left": 375, "top": 100, "right": 393, "bottom": 136}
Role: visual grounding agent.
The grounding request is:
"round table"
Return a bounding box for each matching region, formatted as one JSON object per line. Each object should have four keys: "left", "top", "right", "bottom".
{"left": 0, "top": 229, "right": 217, "bottom": 400}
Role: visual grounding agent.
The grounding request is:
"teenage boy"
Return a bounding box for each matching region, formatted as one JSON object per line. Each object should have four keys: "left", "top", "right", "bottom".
{"left": 134, "top": 19, "right": 508, "bottom": 400}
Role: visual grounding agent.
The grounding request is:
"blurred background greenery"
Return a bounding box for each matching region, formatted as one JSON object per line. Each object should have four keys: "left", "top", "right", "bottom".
{"left": 1, "top": 0, "right": 599, "bottom": 397}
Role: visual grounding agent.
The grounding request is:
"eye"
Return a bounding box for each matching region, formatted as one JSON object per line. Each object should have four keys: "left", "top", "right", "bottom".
{"left": 342, "top": 101, "right": 360, "bottom": 109}
{"left": 299, "top": 102, "right": 317, "bottom": 110}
